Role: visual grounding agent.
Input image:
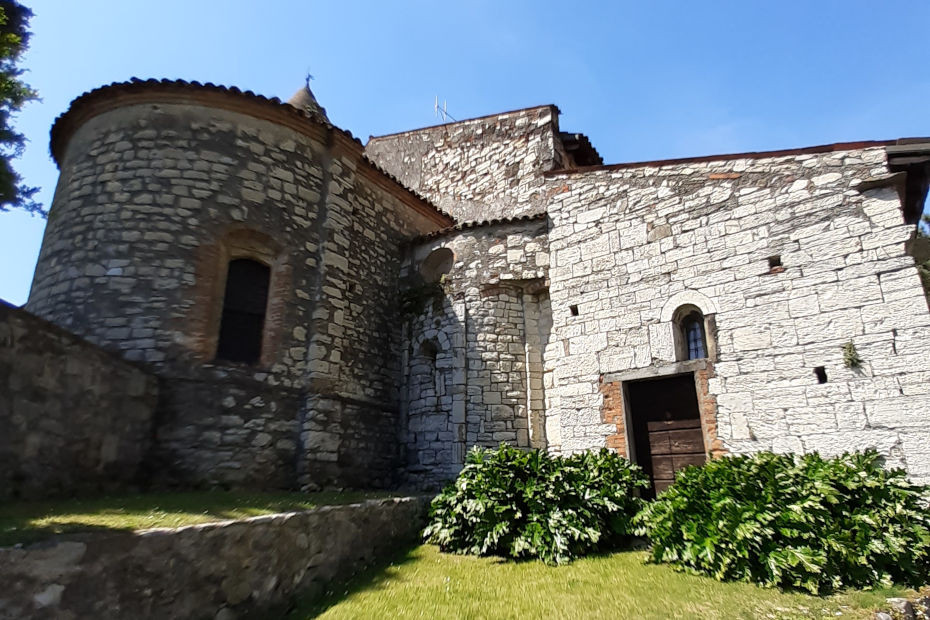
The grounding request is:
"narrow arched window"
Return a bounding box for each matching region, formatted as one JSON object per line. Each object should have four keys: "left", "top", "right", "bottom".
{"left": 672, "top": 305, "right": 710, "bottom": 362}
{"left": 215, "top": 258, "right": 270, "bottom": 364}
{"left": 684, "top": 313, "right": 707, "bottom": 360}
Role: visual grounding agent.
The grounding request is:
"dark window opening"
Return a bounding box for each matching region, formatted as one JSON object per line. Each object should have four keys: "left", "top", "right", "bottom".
{"left": 216, "top": 258, "right": 270, "bottom": 364}
{"left": 570, "top": 304, "right": 579, "bottom": 316}
{"left": 418, "top": 339, "right": 439, "bottom": 360}
{"left": 683, "top": 313, "right": 707, "bottom": 360}
{"left": 814, "top": 366, "right": 828, "bottom": 384}
{"left": 420, "top": 247, "right": 454, "bottom": 283}
{"left": 672, "top": 305, "right": 712, "bottom": 362}
{"left": 768, "top": 255, "right": 785, "bottom": 273}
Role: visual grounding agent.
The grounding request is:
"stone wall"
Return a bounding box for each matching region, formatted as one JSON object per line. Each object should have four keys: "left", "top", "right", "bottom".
{"left": 401, "top": 217, "right": 550, "bottom": 487}
{"left": 149, "top": 366, "right": 301, "bottom": 490}
{"left": 543, "top": 146, "right": 930, "bottom": 483}
{"left": 22, "top": 80, "right": 930, "bottom": 492}
{"left": 0, "top": 496, "right": 429, "bottom": 620}
{"left": 366, "top": 106, "right": 564, "bottom": 222}
{"left": 298, "top": 394, "right": 402, "bottom": 490}
{"left": 31, "top": 103, "right": 331, "bottom": 376}
{"left": 31, "top": 85, "right": 447, "bottom": 491}
{"left": 0, "top": 301, "right": 158, "bottom": 498}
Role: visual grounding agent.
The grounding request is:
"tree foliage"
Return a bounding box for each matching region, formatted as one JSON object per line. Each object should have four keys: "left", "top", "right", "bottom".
{"left": 0, "top": 0, "right": 38, "bottom": 216}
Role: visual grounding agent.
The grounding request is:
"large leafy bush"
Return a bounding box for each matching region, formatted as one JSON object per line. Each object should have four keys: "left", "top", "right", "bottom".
{"left": 423, "top": 444, "right": 649, "bottom": 564}
{"left": 635, "top": 451, "right": 930, "bottom": 594}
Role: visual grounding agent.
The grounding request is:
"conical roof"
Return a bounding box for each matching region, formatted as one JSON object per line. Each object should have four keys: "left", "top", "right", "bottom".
{"left": 287, "top": 84, "right": 329, "bottom": 123}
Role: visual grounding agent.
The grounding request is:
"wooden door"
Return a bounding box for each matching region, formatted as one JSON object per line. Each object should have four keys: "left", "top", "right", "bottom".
{"left": 627, "top": 374, "right": 706, "bottom": 497}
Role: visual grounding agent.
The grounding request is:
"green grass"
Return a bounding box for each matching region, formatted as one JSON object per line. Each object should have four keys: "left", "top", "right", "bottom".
{"left": 0, "top": 489, "right": 391, "bottom": 546}
{"left": 293, "top": 545, "right": 905, "bottom": 620}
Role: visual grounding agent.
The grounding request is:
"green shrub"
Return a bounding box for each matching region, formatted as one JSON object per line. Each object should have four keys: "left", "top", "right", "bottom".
{"left": 423, "top": 444, "right": 649, "bottom": 564}
{"left": 635, "top": 451, "right": 930, "bottom": 594}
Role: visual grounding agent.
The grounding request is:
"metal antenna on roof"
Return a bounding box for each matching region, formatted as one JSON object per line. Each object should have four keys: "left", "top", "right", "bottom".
{"left": 434, "top": 96, "right": 456, "bottom": 122}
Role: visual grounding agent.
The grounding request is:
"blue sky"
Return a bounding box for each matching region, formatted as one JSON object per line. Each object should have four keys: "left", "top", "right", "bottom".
{"left": 2, "top": 0, "right": 930, "bottom": 304}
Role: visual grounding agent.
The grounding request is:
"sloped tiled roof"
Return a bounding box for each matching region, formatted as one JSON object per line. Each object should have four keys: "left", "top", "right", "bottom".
{"left": 411, "top": 212, "right": 548, "bottom": 244}
{"left": 50, "top": 78, "right": 454, "bottom": 226}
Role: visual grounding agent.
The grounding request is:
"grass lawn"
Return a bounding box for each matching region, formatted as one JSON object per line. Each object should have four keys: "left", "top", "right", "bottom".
{"left": 0, "top": 489, "right": 391, "bottom": 546}
{"left": 293, "top": 545, "right": 904, "bottom": 620}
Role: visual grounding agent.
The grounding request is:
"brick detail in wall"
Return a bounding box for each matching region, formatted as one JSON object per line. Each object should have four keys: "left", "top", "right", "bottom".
{"left": 598, "top": 366, "right": 726, "bottom": 463}
{"left": 599, "top": 377, "right": 628, "bottom": 458}
{"left": 187, "top": 228, "right": 292, "bottom": 367}
{"left": 694, "top": 364, "right": 726, "bottom": 458}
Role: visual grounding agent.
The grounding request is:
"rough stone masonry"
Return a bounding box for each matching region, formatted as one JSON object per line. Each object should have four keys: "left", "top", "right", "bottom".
{"left": 7, "top": 78, "right": 929, "bottom": 495}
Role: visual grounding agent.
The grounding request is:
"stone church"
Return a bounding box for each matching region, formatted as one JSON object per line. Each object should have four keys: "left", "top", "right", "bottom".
{"left": 2, "top": 78, "right": 929, "bottom": 498}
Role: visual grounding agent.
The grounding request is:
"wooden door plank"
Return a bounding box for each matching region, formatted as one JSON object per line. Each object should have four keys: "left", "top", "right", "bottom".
{"left": 648, "top": 431, "right": 671, "bottom": 455}
{"left": 646, "top": 419, "right": 702, "bottom": 431}
{"left": 673, "top": 453, "right": 707, "bottom": 469}
{"left": 668, "top": 429, "right": 705, "bottom": 453}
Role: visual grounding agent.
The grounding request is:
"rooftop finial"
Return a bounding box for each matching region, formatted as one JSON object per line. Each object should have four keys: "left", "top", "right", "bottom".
{"left": 287, "top": 73, "right": 328, "bottom": 123}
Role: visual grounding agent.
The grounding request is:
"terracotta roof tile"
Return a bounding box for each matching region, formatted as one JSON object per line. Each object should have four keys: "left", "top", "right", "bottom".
{"left": 545, "top": 140, "right": 900, "bottom": 176}
{"left": 410, "top": 212, "right": 547, "bottom": 244}
{"left": 49, "top": 78, "right": 454, "bottom": 225}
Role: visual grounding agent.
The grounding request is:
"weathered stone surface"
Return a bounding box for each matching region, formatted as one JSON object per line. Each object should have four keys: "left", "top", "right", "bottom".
{"left": 542, "top": 149, "right": 930, "bottom": 481}
{"left": 0, "top": 496, "right": 429, "bottom": 620}
{"left": 395, "top": 120, "right": 930, "bottom": 487}
{"left": 367, "top": 106, "right": 573, "bottom": 222}
{"left": 29, "top": 98, "right": 446, "bottom": 491}
{"left": 400, "top": 218, "right": 549, "bottom": 487}
{"left": 0, "top": 301, "right": 158, "bottom": 498}
{"left": 887, "top": 598, "right": 917, "bottom": 620}
{"left": 19, "top": 81, "right": 930, "bottom": 495}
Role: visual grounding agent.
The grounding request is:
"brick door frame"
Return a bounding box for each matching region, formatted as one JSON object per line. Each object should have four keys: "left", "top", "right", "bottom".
{"left": 599, "top": 359, "right": 725, "bottom": 463}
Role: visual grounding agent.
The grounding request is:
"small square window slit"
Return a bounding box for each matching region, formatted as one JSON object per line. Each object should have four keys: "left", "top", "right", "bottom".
{"left": 814, "top": 366, "right": 828, "bottom": 384}
{"left": 768, "top": 255, "right": 785, "bottom": 274}
{"left": 569, "top": 304, "right": 579, "bottom": 316}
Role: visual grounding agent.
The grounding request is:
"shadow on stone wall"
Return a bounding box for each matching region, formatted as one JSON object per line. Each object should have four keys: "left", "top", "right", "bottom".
{"left": 146, "top": 368, "right": 302, "bottom": 491}
{"left": 0, "top": 301, "right": 159, "bottom": 499}
{"left": 0, "top": 496, "right": 430, "bottom": 620}
{"left": 399, "top": 265, "right": 552, "bottom": 490}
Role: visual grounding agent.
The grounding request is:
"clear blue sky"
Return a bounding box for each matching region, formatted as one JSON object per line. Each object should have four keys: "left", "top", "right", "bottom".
{"left": 2, "top": 0, "right": 930, "bottom": 305}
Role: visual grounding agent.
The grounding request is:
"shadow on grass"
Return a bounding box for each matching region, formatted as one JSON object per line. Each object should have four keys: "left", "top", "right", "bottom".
{"left": 286, "top": 543, "right": 423, "bottom": 619}
{"left": 470, "top": 535, "right": 648, "bottom": 566}
{"left": 286, "top": 539, "right": 649, "bottom": 618}
{"left": 0, "top": 490, "right": 393, "bottom": 547}
{"left": 0, "top": 522, "right": 140, "bottom": 547}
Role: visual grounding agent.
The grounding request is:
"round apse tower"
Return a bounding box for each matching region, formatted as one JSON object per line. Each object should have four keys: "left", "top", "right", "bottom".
{"left": 27, "top": 79, "right": 336, "bottom": 372}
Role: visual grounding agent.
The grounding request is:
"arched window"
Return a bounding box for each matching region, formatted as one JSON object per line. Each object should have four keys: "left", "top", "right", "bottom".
{"left": 673, "top": 305, "right": 710, "bottom": 361}
{"left": 418, "top": 339, "right": 439, "bottom": 360}
{"left": 420, "top": 247, "right": 454, "bottom": 283}
{"left": 683, "top": 312, "right": 707, "bottom": 360}
{"left": 215, "top": 258, "right": 270, "bottom": 364}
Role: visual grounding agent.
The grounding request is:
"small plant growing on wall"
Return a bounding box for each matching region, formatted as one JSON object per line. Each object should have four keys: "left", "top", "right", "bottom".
{"left": 842, "top": 341, "right": 863, "bottom": 369}
{"left": 399, "top": 282, "right": 444, "bottom": 318}
{"left": 399, "top": 274, "right": 453, "bottom": 319}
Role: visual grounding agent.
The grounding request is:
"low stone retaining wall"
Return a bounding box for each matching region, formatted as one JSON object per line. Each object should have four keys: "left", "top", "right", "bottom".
{"left": 0, "top": 496, "right": 430, "bottom": 620}
{"left": 0, "top": 300, "right": 159, "bottom": 499}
